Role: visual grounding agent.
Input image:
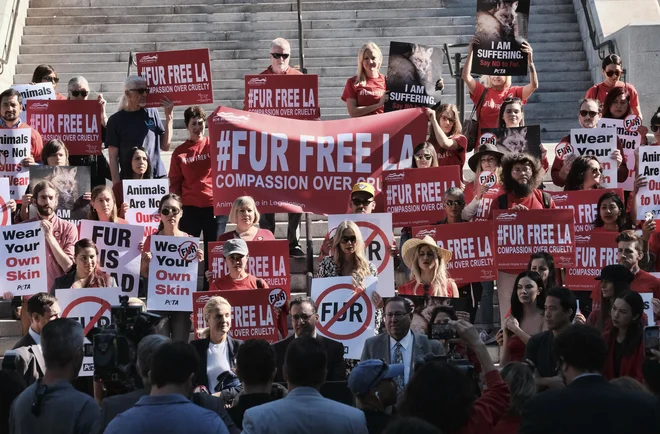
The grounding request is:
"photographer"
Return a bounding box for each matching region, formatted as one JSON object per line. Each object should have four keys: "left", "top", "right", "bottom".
{"left": 428, "top": 307, "right": 481, "bottom": 373}
{"left": 399, "top": 320, "right": 510, "bottom": 434}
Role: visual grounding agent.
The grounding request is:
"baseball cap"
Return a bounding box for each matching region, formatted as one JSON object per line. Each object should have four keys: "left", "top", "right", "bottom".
{"left": 351, "top": 182, "right": 375, "bottom": 198}
{"left": 348, "top": 359, "right": 404, "bottom": 396}
{"left": 595, "top": 264, "right": 634, "bottom": 283}
{"left": 223, "top": 238, "right": 249, "bottom": 257}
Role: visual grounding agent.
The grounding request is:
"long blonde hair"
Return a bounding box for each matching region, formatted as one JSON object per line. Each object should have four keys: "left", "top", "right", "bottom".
{"left": 472, "top": 156, "right": 503, "bottom": 190}
{"left": 410, "top": 244, "right": 450, "bottom": 297}
{"left": 198, "top": 296, "right": 231, "bottom": 339}
{"left": 355, "top": 42, "right": 382, "bottom": 86}
{"left": 331, "top": 221, "right": 373, "bottom": 288}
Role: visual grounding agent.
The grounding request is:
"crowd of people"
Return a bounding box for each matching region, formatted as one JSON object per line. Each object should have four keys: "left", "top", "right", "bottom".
{"left": 1, "top": 33, "right": 660, "bottom": 434}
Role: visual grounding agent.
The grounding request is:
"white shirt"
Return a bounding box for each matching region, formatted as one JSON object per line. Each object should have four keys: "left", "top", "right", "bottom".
{"left": 28, "top": 327, "right": 40, "bottom": 346}
{"left": 389, "top": 330, "right": 413, "bottom": 384}
{"left": 206, "top": 340, "right": 231, "bottom": 392}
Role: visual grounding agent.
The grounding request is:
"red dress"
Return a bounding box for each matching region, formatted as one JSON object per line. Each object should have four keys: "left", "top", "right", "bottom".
{"left": 397, "top": 279, "right": 456, "bottom": 298}
{"left": 504, "top": 334, "right": 527, "bottom": 363}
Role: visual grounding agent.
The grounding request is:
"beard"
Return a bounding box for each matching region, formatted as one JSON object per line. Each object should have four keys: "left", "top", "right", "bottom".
{"left": 511, "top": 179, "right": 533, "bottom": 197}
{"left": 37, "top": 203, "right": 54, "bottom": 217}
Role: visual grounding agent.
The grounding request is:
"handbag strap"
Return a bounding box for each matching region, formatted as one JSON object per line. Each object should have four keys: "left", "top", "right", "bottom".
{"left": 468, "top": 88, "right": 489, "bottom": 121}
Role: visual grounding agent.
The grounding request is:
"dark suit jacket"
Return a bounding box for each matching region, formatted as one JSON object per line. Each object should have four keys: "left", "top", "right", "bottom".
{"left": 272, "top": 335, "right": 347, "bottom": 383}
{"left": 99, "top": 388, "right": 148, "bottom": 433}
{"left": 11, "top": 345, "right": 45, "bottom": 386}
{"left": 519, "top": 374, "right": 660, "bottom": 434}
{"left": 12, "top": 333, "right": 36, "bottom": 350}
{"left": 191, "top": 337, "right": 243, "bottom": 401}
{"left": 360, "top": 331, "right": 444, "bottom": 374}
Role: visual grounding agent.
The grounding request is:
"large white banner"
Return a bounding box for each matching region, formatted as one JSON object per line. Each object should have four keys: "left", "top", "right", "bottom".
{"left": 0, "top": 128, "right": 31, "bottom": 200}
{"left": 312, "top": 276, "right": 377, "bottom": 360}
{"left": 0, "top": 177, "right": 11, "bottom": 226}
{"left": 570, "top": 128, "right": 617, "bottom": 188}
{"left": 123, "top": 179, "right": 168, "bottom": 238}
{"left": 146, "top": 235, "right": 200, "bottom": 311}
{"left": 0, "top": 221, "right": 46, "bottom": 296}
{"left": 637, "top": 147, "right": 660, "bottom": 221}
{"left": 11, "top": 82, "right": 56, "bottom": 123}
{"left": 327, "top": 213, "right": 395, "bottom": 297}
{"left": 79, "top": 220, "right": 142, "bottom": 297}
{"left": 57, "top": 287, "right": 121, "bottom": 377}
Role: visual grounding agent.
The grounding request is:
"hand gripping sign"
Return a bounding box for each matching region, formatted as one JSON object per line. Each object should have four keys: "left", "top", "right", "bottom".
{"left": 123, "top": 179, "right": 169, "bottom": 238}
{"left": 327, "top": 213, "right": 395, "bottom": 297}
{"left": 192, "top": 289, "right": 281, "bottom": 342}
{"left": 570, "top": 128, "right": 617, "bottom": 188}
{"left": 0, "top": 128, "right": 31, "bottom": 201}
{"left": 147, "top": 235, "right": 200, "bottom": 311}
{"left": 549, "top": 188, "right": 624, "bottom": 234}
{"left": 637, "top": 147, "right": 660, "bottom": 222}
{"left": 244, "top": 74, "right": 320, "bottom": 120}
{"left": 564, "top": 233, "right": 618, "bottom": 290}
{"left": 0, "top": 221, "right": 47, "bottom": 296}
{"left": 312, "top": 276, "right": 377, "bottom": 360}
{"left": 0, "top": 178, "right": 10, "bottom": 226}
{"left": 57, "top": 287, "right": 121, "bottom": 377}
{"left": 494, "top": 209, "right": 576, "bottom": 269}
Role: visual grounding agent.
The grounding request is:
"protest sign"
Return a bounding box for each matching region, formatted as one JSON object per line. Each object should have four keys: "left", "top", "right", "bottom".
{"left": 0, "top": 178, "right": 10, "bottom": 226}
{"left": 599, "top": 118, "right": 642, "bottom": 191}
{"left": 383, "top": 166, "right": 460, "bottom": 227}
{"left": 137, "top": 48, "right": 213, "bottom": 108}
{"left": 641, "top": 293, "right": 655, "bottom": 326}
{"left": 208, "top": 240, "right": 290, "bottom": 295}
{"left": 570, "top": 128, "right": 617, "bottom": 188}
{"left": 412, "top": 222, "right": 497, "bottom": 284}
{"left": 564, "top": 233, "right": 618, "bottom": 290}
{"left": 192, "top": 290, "right": 280, "bottom": 342}
{"left": 480, "top": 125, "right": 542, "bottom": 160}
{"left": 0, "top": 221, "right": 46, "bottom": 296}
{"left": 147, "top": 235, "right": 200, "bottom": 311}
{"left": 549, "top": 188, "right": 624, "bottom": 234}
{"left": 385, "top": 41, "right": 443, "bottom": 112}
{"left": 312, "top": 276, "right": 377, "bottom": 359}
{"left": 11, "top": 83, "right": 56, "bottom": 123}
{"left": 26, "top": 100, "right": 102, "bottom": 155}
{"left": 58, "top": 287, "right": 121, "bottom": 376}
{"left": 494, "top": 209, "right": 576, "bottom": 269}
{"left": 123, "top": 179, "right": 168, "bottom": 238}
{"left": 29, "top": 165, "right": 91, "bottom": 228}
{"left": 637, "top": 147, "right": 660, "bottom": 221}
{"left": 327, "top": 213, "right": 395, "bottom": 297}
{"left": 244, "top": 74, "right": 320, "bottom": 120}
{"left": 472, "top": 0, "right": 530, "bottom": 76}
{"left": 80, "top": 220, "right": 142, "bottom": 297}
{"left": 0, "top": 128, "right": 30, "bottom": 200}
{"left": 209, "top": 106, "right": 427, "bottom": 215}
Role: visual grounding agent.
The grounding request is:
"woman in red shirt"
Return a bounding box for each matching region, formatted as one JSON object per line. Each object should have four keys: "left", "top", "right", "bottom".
{"left": 88, "top": 185, "right": 128, "bottom": 224}
{"left": 603, "top": 291, "right": 646, "bottom": 382}
{"left": 587, "top": 265, "right": 634, "bottom": 332}
{"left": 496, "top": 97, "right": 549, "bottom": 171}
{"left": 342, "top": 42, "right": 387, "bottom": 117}
{"left": 462, "top": 37, "right": 538, "bottom": 136}
{"left": 564, "top": 156, "right": 603, "bottom": 191}
{"left": 585, "top": 54, "right": 642, "bottom": 117}
{"left": 427, "top": 104, "right": 467, "bottom": 176}
{"left": 463, "top": 144, "right": 504, "bottom": 222}
{"left": 603, "top": 86, "right": 649, "bottom": 142}
{"left": 398, "top": 235, "right": 457, "bottom": 298}
{"left": 217, "top": 196, "right": 275, "bottom": 242}
{"left": 114, "top": 146, "right": 152, "bottom": 218}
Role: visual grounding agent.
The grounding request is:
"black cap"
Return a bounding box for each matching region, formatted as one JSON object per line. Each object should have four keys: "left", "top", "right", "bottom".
{"left": 595, "top": 264, "right": 634, "bottom": 283}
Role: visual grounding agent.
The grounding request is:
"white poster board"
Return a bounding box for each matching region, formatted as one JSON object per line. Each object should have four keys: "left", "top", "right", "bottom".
{"left": 123, "top": 179, "right": 168, "bottom": 238}
{"left": 0, "top": 129, "right": 31, "bottom": 200}
{"left": 570, "top": 128, "right": 617, "bottom": 188}
{"left": 0, "top": 221, "right": 46, "bottom": 296}
{"left": 11, "top": 82, "right": 56, "bottom": 123}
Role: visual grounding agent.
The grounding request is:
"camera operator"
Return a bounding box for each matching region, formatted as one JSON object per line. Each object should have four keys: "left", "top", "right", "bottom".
{"left": 399, "top": 320, "right": 510, "bottom": 434}
{"left": 428, "top": 307, "right": 481, "bottom": 373}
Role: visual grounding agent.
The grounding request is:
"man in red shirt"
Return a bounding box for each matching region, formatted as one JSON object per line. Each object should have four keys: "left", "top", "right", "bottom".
{"left": 0, "top": 88, "right": 44, "bottom": 166}
{"left": 616, "top": 230, "right": 660, "bottom": 303}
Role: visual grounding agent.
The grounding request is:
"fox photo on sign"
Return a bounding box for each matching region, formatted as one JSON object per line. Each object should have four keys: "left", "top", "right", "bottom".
{"left": 480, "top": 125, "right": 542, "bottom": 159}
{"left": 385, "top": 42, "right": 443, "bottom": 112}
{"left": 29, "top": 166, "right": 91, "bottom": 227}
{"left": 473, "top": 0, "right": 530, "bottom": 76}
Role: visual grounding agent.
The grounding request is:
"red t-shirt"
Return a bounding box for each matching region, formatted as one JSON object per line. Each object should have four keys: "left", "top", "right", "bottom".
{"left": 464, "top": 182, "right": 503, "bottom": 222}
{"left": 397, "top": 279, "right": 456, "bottom": 298}
{"left": 259, "top": 66, "right": 303, "bottom": 75}
{"left": 592, "top": 269, "right": 660, "bottom": 303}
{"left": 169, "top": 137, "right": 214, "bottom": 208}
{"left": 432, "top": 134, "right": 467, "bottom": 178}
{"left": 341, "top": 74, "right": 386, "bottom": 115}
{"left": 217, "top": 228, "right": 275, "bottom": 242}
{"left": 470, "top": 81, "right": 525, "bottom": 136}
{"left": 585, "top": 82, "right": 640, "bottom": 110}
{"left": 211, "top": 274, "right": 268, "bottom": 291}
{"left": 488, "top": 188, "right": 556, "bottom": 220}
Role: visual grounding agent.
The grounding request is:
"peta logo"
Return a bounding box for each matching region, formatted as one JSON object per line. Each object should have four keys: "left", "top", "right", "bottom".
{"left": 139, "top": 55, "right": 158, "bottom": 63}
{"left": 248, "top": 77, "right": 267, "bottom": 85}
{"left": 496, "top": 212, "right": 518, "bottom": 221}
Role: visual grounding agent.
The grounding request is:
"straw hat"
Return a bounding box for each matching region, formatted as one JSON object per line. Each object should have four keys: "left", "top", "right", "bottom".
{"left": 402, "top": 235, "right": 452, "bottom": 270}
{"left": 467, "top": 143, "right": 505, "bottom": 172}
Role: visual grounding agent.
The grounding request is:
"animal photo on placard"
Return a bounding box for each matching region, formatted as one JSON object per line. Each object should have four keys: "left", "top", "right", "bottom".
{"left": 475, "top": 0, "right": 528, "bottom": 44}
{"left": 28, "top": 165, "right": 91, "bottom": 225}
{"left": 481, "top": 125, "right": 542, "bottom": 160}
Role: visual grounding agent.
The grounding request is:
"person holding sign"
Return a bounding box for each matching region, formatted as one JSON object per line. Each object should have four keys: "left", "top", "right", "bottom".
{"left": 398, "top": 235, "right": 457, "bottom": 298}
{"left": 496, "top": 97, "right": 548, "bottom": 171}
{"left": 0, "top": 88, "right": 43, "bottom": 166}
{"left": 585, "top": 54, "right": 642, "bottom": 118}
{"left": 261, "top": 37, "right": 302, "bottom": 76}
{"left": 209, "top": 239, "right": 269, "bottom": 291}
{"left": 218, "top": 196, "right": 275, "bottom": 242}
{"left": 51, "top": 238, "right": 116, "bottom": 290}
{"left": 602, "top": 291, "right": 646, "bottom": 382}
{"left": 587, "top": 264, "right": 634, "bottom": 332}
{"left": 342, "top": 42, "right": 387, "bottom": 117}
{"left": 463, "top": 143, "right": 504, "bottom": 222}
{"left": 564, "top": 156, "right": 603, "bottom": 191}
{"left": 426, "top": 104, "right": 467, "bottom": 176}
{"left": 603, "top": 86, "right": 649, "bottom": 142}
{"left": 88, "top": 185, "right": 128, "bottom": 224}
{"left": 31, "top": 65, "right": 67, "bottom": 100}
{"left": 113, "top": 146, "right": 152, "bottom": 217}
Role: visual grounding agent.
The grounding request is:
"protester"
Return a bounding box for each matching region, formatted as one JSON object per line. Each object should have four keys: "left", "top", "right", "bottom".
{"left": 602, "top": 86, "right": 648, "bottom": 144}
{"left": 525, "top": 287, "right": 576, "bottom": 389}
{"left": 428, "top": 306, "right": 479, "bottom": 369}
{"left": 9, "top": 319, "right": 101, "bottom": 434}
{"left": 497, "top": 97, "right": 549, "bottom": 171}
{"left": 0, "top": 88, "right": 43, "bottom": 166}
{"left": 106, "top": 75, "right": 171, "bottom": 183}
{"left": 591, "top": 191, "right": 630, "bottom": 233}
{"left": 361, "top": 296, "right": 443, "bottom": 396}
{"left": 463, "top": 143, "right": 504, "bottom": 221}
{"left": 398, "top": 235, "right": 457, "bottom": 298}
{"left": 104, "top": 341, "right": 230, "bottom": 434}
{"left": 527, "top": 252, "right": 558, "bottom": 291}
{"left": 494, "top": 362, "right": 536, "bottom": 434}
{"left": 169, "top": 105, "right": 227, "bottom": 266}
{"left": 500, "top": 271, "right": 546, "bottom": 365}
{"left": 342, "top": 42, "right": 386, "bottom": 117}
{"left": 399, "top": 320, "right": 510, "bottom": 434}
{"left": 191, "top": 295, "right": 242, "bottom": 401}
{"left": 348, "top": 359, "right": 401, "bottom": 434}
{"left": 272, "top": 297, "right": 346, "bottom": 382}
{"left": 41, "top": 138, "right": 69, "bottom": 166}
{"left": 551, "top": 99, "right": 625, "bottom": 187}
{"left": 229, "top": 340, "right": 278, "bottom": 430}
{"left": 260, "top": 37, "right": 301, "bottom": 76}
{"left": 585, "top": 54, "right": 642, "bottom": 117}
{"left": 31, "top": 64, "right": 66, "bottom": 100}
{"left": 564, "top": 156, "right": 603, "bottom": 191}
{"left": 462, "top": 37, "right": 538, "bottom": 136}
{"left": 209, "top": 238, "right": 268, "bottom": 289}
{"left": 602, "top": 291, "right": 645, "bottom": 381}
{"left": 88, "top": 185, "right": 127, "bottom": 224}
{"left": 519, "top": 324, "right": 660, "bottom": 434}
{"left": 51, "top": 238, "right": 116, "bottom": 290}
{"left": 427, "top": 104, "right": 467, "bottom": 173}
{"left": 114, "top": 146, "right": 152, "bottom": 215}
{"left": 217, "top": 196, "right": 274, "bottom": 241}
{"left": 587, "top": 264, "right": 634, "bottom": 331}
{"left": 243, "top": 337, "right": 368, "bottom": 434}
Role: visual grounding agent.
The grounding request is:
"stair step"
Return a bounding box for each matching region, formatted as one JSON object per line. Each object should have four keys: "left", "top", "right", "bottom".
{"left": 0, "top": 320, "right": 21, "bottom": 338}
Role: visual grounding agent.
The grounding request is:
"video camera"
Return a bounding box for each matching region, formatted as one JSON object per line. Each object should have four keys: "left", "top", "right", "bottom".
{"left": 88, "top": 296, "right": 163, "bottom": 396}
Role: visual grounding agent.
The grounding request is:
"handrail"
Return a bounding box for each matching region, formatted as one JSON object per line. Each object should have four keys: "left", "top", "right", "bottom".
{"left": 127, "top": 52, "right": 137, "bottom": 77}
{"left": 0, "top": 0, "right": 22, "bottom": 75}
{"left": 442, "top": 43, "right": 469, "bottom": 121}
{"left": 580, "top": 0, "right": 616, "bottom": 59}
{"left": 296, "top": 0, "right": 306, "bottom": 73}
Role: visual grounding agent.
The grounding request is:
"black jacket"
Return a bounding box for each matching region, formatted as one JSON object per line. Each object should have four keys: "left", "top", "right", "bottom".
{"left": 190, "top": 337, "right": 243, "bottom": 402}
{"left": 272, "top": 334, "right": 346, "bottom": 383}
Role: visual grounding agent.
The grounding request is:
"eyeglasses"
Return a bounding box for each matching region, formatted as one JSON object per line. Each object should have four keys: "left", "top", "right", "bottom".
{"left": 160, "top": 207, "right": 180, "bottom": 216}
{"left": 341, "top": 236, "right": 357, "bottom": 244}
{"left": 385, "top": 312, "right": 407, "bottom": 320}
{"left": 292, "top": 313, "right": 312, "bottom": 322}
{"left": 579, "top": 110, "right": 599, "bottom": 118}
{"left": 352, "top": 198, "right": 374, "bottom": 207}
{"left": 605, "top": 70, "right": 622, "bottom": 77}
{"left": 42, "top": 76, "right": 59, "bottom": 84}
{"left": 512, "top": 166, "right": 532, "bottom": 174}
{"left": 440, "top": 115, "right": 455, "bottom": 123}
{"left": 651, "top": 124, "right": 659, "bottom": 132}
{"left": 129, "top": 88, "right": 150, "bottom": 95}
{"left": 271, "top": 53, "right": 290, "bottom": 60}
{"left": 414, "top": 154, "right": 433, "bottom": 161}
{"left": 445, "top": 200, "right": 464, "bottom": 207}
{"left": 70, "top": 90, "right": 88, "bottom": 97}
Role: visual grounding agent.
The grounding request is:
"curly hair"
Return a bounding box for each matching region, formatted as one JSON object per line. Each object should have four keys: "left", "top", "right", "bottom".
{"left": 500, "top": 153, "right": 543, "bottom": 192}
{"left": 564, "top": 155, "right": 601, "bottom": 191}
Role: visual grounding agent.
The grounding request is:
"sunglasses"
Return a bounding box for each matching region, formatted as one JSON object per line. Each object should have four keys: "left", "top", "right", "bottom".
{"left": 340, "top": 236, "right": 357, "bottom": 244}
{"left": 579, "top": 110, "right": 599, "bottom": 118}
{"left": 129, "top": 88, "right": 150, "bottom": 95}
{"left": 352, "top": 198, "right": 374, "bottom": 207}
{"left": 445, "top": 200, "right": 464, "bottom": 207}
{"left": 590, "top": 167, "right": 602, "bottom": 175}
{"left": 651, "top": 124, "right": 659, "bottom": 133}
{"left": 43, "top": 76, "right": 59, "bottom": 84}
{"left": 271, "top": 53, "right": 290, "bottom": 60}
{"left": 440, "top": 115, "right": 456, "bottom": 123}
{"left": 160, "top": 207, "right": 180, "bottom": 216}
{"left": 605, "top": 70, "right": 622, "bottom": 77}
{"left": 414, "top": 154, "right": 433, "bottom": 161}
{"left": 70, "top": 90, "right": 88, "bottom": 98}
